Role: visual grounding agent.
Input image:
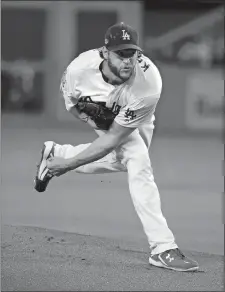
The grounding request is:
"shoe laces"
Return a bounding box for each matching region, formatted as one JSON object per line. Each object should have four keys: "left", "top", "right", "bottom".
{"left": 168, "top": 248, "right": 185, "bottom": 259}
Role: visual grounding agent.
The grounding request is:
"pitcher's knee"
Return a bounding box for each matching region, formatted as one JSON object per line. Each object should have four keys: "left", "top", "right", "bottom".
{"left": 126, "top": 152, "right": 153, "bottom": 177}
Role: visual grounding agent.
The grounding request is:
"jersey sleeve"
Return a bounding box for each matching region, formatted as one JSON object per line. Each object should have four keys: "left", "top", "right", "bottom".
{"left": 60, "top": 67, "right": 81, "bottom": 111}
{"left": 60, "top": 66, "right": 96, "bottom": 126}
{"left": 114, "top": 94, "right": 160, "bottom": 128}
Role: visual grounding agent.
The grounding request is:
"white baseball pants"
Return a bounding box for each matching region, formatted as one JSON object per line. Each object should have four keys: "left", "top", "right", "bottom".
{"left": 53, "top": 124, "right": 178, "bottom": 255}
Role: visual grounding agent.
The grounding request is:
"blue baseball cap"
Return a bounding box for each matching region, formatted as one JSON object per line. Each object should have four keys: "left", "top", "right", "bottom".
{"left": 104, "top": 22, "right": 142, "bottom": 52}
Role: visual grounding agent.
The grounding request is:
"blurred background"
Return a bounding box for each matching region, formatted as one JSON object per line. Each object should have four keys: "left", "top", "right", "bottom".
{"left": 1, "top": 0, "right": 223, "bottom": 133}
{"left": 1, "top": 0, "right": 224, "bottom": 255}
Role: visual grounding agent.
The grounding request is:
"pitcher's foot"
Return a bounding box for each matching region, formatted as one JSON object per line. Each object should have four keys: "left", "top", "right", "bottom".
{"left": 149, "top": 248, "right": 199, "bottom": 272}
{"left": 34, "top": 141, "right": 56, "bottom": 192}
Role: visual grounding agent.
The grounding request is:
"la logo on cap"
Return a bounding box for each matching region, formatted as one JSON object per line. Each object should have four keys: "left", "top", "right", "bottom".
{"left": 122, "top": 30, "right": 130, "bottom": 40}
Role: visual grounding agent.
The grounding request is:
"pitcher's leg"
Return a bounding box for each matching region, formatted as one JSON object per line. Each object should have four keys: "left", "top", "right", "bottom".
{"left": 127, "top": 156, "right": 177, "bottom": 254}
{"left": 138, "top": 122, "right": 154, "bottom": 150}
{"left": 120, "top": 131, "right": 177, "bottom": 255}
{"left": 34, "top": 140, "right": 125, "bottom": 192}
{"left": 54, "top": 142, "right": 125, "bottom": 174}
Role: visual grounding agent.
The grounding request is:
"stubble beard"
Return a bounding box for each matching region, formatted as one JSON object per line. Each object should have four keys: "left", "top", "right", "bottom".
{"left": 108, "top": 58, "right": 133, "bottom": 84}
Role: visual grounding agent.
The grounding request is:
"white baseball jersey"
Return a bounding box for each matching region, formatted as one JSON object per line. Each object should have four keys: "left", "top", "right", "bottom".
{"left": 57, "top": 49, "right": 177, "bottom": 255}
{"left": 60, "top": 48, "right": 162, "bottom": 129}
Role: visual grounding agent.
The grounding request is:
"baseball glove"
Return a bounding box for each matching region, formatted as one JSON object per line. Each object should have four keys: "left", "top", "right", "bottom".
{"left": 75, "top": 97, "right": 116, "bottom": 130}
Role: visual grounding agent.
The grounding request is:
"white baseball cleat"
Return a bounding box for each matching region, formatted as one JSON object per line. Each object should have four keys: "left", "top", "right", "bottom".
{"left": 149, "top": 248, "right": 199, "bottom": 272}
{"left": 34, "top": 141, "right": 56, "bottom": 192}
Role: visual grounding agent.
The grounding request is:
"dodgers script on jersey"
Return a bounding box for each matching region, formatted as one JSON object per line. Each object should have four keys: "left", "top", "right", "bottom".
{"left": 60, "top": 49, "right": 162, "bottom": 129}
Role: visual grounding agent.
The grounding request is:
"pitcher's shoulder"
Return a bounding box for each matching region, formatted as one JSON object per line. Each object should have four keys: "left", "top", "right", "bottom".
{"left": 134, "top": 54, "right": 162, "bottom": 96}
{"left": 138, "top": 54, "right": 162, "bottom": 81}
{"left": 67, "top": 48, "right": 103, "bottom": 74}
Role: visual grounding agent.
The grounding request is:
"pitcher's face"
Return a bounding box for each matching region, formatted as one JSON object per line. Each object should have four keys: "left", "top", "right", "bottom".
{"left": 107, "top": 49, "right": 138, "bottom": 82}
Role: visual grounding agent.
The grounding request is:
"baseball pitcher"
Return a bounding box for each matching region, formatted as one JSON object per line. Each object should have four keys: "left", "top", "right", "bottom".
{"left": 34, "top": 22, "right": 199, "bottom": 272}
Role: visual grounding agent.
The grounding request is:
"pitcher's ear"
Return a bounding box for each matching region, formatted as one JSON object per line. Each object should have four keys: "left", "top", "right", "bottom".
{"left": 102, "top": 46, "right": 109, "bottom": 60}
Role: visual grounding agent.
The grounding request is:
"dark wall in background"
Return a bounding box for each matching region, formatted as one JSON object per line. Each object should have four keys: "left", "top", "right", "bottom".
{"left": 2, "top": 8, "right": 47, "bottom": 61}
{"left": 144, "top": 0, "right": 223, "bottom": 11}
{"left": 76, "top": 11, "right": 117, "bottom": 56}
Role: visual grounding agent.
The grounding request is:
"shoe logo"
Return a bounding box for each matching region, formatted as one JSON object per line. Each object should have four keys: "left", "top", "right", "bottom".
{"left": 166, "top": 254, "right": 174, "bottom": 262}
